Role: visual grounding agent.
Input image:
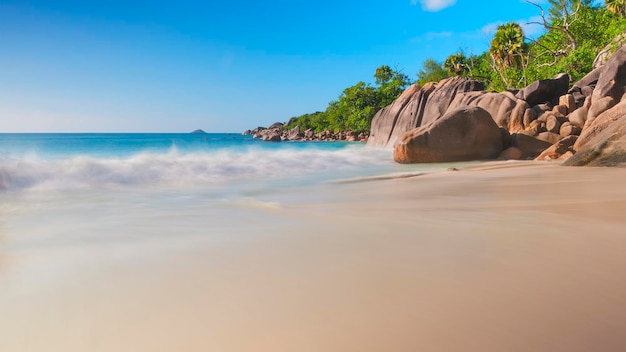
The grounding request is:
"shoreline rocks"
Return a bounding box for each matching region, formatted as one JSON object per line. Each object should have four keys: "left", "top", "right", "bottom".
{"left": 394, "top": 107, "right": 503, "bottom": 163}
{"left": 243, "top": 125, "right": 369, "bottom": 142}
{"left": 365, "top": 43, "right": 626, "bottom": 166}
{"left": 244, "top": 44, "right": 626, "bottom": 166}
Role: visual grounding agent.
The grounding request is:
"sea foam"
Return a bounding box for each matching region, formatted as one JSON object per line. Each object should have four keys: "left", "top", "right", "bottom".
{"left": 0, "top": 146, "right": 393, "bottom": 192}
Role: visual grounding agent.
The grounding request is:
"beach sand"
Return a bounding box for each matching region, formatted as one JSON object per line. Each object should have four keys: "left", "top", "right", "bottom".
{"left": 1, "top": 161, "right": 626, "bottom": 351}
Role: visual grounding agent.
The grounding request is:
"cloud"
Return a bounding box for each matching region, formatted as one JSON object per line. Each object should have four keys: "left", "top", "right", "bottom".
{"left": 411, "top": 0, "right": 457, "bottom": 12}
{"left": 481, "top": 15, "right": 546, "bottom": 38}
{"left": 520, "top": 15, "right": 545, "bottom": 38}
{"left": 481, "top": 22, "right": 502, "bottom": 37}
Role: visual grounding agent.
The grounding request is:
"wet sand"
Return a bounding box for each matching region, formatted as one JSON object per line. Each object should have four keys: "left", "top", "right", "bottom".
{"left": 2, "top": 161, "right": 626, "bottom": 351}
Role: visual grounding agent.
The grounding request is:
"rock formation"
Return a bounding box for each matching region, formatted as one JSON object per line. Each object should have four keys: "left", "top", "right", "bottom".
{"left": 368, "top": 77, "right": 485, "bottom": 147}
{"left": 243, "top": 124, "right": 368, "bottom": 142}
{"left": 563, "top": 115, "right": 626, "bottom": 166}
{"left": 244, "top": 44, "right": 626, "bottom": 165}
{"left": 366, "top": 43, "right": 626, "bottom": 166}
{"left": 393, "top": 107, "right": 503, "bottom": 163}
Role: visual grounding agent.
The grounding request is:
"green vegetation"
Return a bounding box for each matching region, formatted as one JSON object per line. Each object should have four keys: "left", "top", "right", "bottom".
{"left": 283, "top": 1, "right": 626, "bottom": 134}
{"left": 417, "top": 58, "right": 451, "bottom": 85}
{"left": 282, "top": 65, "right": 411, "bottom": 133}
{"left": 606, "top": 0, "right": 626, "bottom": 16}
{"left": 444, "top": 53, "right": 469, "bottom": 77}
{"left": 470, "top": 1, "right": 626, "bottom": 90}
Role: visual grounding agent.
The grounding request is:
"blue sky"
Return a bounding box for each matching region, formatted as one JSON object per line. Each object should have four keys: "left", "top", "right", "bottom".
{"left": 1, "top": 0, "right": 553, "bottom": 132}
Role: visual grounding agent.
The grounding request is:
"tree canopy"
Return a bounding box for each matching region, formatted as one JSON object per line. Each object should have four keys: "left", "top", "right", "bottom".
{"left": 278, "top": 1, "right": 626, "bottom": 134}
{"left": 283, "top": 65, "right": 411, "bottom": 133}
{"left": 417, "top": 58, "right": 451, "bottom": 85}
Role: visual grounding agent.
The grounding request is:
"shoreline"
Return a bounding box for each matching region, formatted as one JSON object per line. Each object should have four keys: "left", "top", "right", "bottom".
{"left": 2, "top": 161, "right": 626, "bottom": 351}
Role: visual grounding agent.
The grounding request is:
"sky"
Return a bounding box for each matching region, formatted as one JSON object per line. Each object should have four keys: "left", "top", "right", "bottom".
{"left": 1, "top": 0, "right": 555, "bottom": 132}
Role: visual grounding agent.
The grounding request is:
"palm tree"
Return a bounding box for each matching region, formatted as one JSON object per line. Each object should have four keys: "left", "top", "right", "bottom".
{"left": 444, "top": 53, "right": 468, "bottom": 76}
{"left": 489, "top": 22, "right": 527, "bottom": 68}
{"left": 606, "top": 0, "right": 626, "bottom": 17}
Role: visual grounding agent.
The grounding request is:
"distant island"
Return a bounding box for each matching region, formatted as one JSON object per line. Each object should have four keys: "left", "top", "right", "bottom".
{"left": 190, "top": 129, "right": 207, "bottom": 134}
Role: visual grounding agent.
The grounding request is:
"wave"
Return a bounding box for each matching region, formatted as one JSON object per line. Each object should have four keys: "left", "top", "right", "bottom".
{"left": 0, "top": 146, "right": 393, "bottom": 191}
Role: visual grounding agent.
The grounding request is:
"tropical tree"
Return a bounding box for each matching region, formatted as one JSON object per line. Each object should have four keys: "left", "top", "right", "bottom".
{"left": 606, "top": 0, "right": 626, "bottom": 17}
{"left": 374, "top": 65, "right": 394, "bottom": 85}
{"left": 283, "top": 65, "right": 411, "bottom": 133}
{"left": 526, "top": 3, "right": 626, "bottom": 82}
{"left": 527, "top": 0, "right": 592, "bottom": 51}
{"left": 444, "top": 52, "right": 469, "bottom": 76}
{"left": 416, "top": 58, "right": 450, "bottom": 85}
{"left": 489, "top": 22, "right": 527, "bottom": 68}
{"left": 374, "top": 65, "right": 412, "bottom": 107}
{"left": 545, "top": 0, "right": 591, "bottom": 19}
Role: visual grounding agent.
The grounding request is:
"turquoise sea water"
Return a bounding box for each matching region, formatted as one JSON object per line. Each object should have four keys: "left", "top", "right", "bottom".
{"left": 0, "top": 133, "right": 416, "bottom": 192}
{"left": 0, "top": 133, "right": 440, "bottom": 249}
{"left": 0, "top": 133, "right": 471, "bottom": 351}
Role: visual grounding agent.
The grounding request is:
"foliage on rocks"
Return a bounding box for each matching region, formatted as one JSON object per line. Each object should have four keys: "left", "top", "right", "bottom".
{"left": 279, "top": 1, "right": 626, "bottom": 134}
{"left": 283, "top": 65, "right": 411, "bottom": 133}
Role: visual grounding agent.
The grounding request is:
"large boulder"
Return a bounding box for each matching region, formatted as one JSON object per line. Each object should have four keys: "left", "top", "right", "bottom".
{"left": 368, "top": 77, "right": 484, "bottom": 148}
{"left": 515, "top": 73, "right": 570, "bottom": 107}
{"left": 287, "top": 126, "right": 302, "bottom": 140}
{"left": 510, "top": 133, "right": 553, "bottom": 159}
{"left": 535, "top": 135, "right": 578, "bottom": 161}
{"left": 393, "top": 106, "right": 503, "bottom": 163}
{"left": 418, "top": 77, "right": 485, "bottom": 127}
{"left": 586, "top": 96, "right": 617, "bottom": 128}
{"left": 575, "top": 99, "right": 626, "bottom": 151}
{"left": 592, "top": 45, "right": 626, "bottom": 102}
{"left": 261, "top": 130, "right": 282, "bottom": 142}
{"left": 564, "top": 114, "right": 626, "bottom": 167}
{"left": 571, "top": 67, "right": 601, "bottom": 94}
{"left": 498, "top": 147, "right": 524, "bottom": 160}
{"left": 559, "top": 94, "right": 577, "bottom": 115}
{"left": 568, "top": 105, "right": 588, "bottom": 129}
{"left": 448, "top": 91, "right": 527, "bottom": 132}
{"left": 367, "top": 84, "right": 428, "bottom": 147}
{"left": 268, "top": 122, "right": 284, "bottom": 129}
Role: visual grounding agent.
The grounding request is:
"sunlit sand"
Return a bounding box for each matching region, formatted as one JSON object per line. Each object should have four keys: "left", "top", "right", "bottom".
{"left": 1, "top": 162, "right": 626, "bottom": 351}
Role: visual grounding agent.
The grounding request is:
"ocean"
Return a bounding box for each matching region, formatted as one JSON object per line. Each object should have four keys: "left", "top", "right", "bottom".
{"left": 3, "top": 133, "right": 626, "bottom": 352}
{"left": 0, "top": 133, "right": 395, "bottom": 191}
{"left": 0, "top": 133, "right": 455, "bottom": 351}
{"left": 1, "top": 132, "right": 422, "bottom": 252}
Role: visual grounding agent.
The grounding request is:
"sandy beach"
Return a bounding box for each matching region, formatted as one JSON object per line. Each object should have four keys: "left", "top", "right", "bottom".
{"left": 1, "top": 161, "right": 626, "bottom": 351}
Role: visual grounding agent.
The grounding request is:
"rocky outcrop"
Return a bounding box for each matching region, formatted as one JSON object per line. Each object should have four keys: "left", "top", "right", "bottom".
{"left": 368, "top": 84, "right": 432, "bottom": 147}
{"left": 559, "top": 46, "right": 626, "bottom": 166}
{"left": 268, "top": 122, "right": 284, "bottom": 129}
{"left": 591, "top": 44, "right": 626, "bottom": 102}
{"left": 594, "top": 33, "right": 626, "bottom": 69}
{"left": 244, "top": 125, "right": 368, "bottom": 142}
{"left": 419, "top": 77, "right": 485, "bottom": 127}
{"left": 393, "top": 107, "right": 503, "bottom": 163}
{"left": 448, "top": 91, "right": 528, "bottom": 133}
{"left": 574, "top": 99, "right": 626, "bottom": 151}
{"left": 262, "top": 130, "right": 282, "bottom": 142}
{"left": 564, "top": 115, "right": 626, "bottom": 166}
{"left": 368, "top": 77, "right": 484, "bottom": 147}
{"left": 535, "top": 135, "right": 578, "bottom": 161}
{"left": 369, "top": 75, "right": 569, "bottom": 150}
{"left": 515, "top": 73, "right": 570, "bottom": 107}
{"left": 510, "top": 134, "right": 553, "bottom": 159}
{"left": 243, "top": 45, "right": 626, "bottom": 165}
{"left": 364, "top": 42, "right": 626, "bottom": 165}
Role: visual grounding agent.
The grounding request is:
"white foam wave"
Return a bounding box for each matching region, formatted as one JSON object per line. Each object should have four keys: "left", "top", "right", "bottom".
{"left": 0, "top": 147, "right": 392, "bottom": 192}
